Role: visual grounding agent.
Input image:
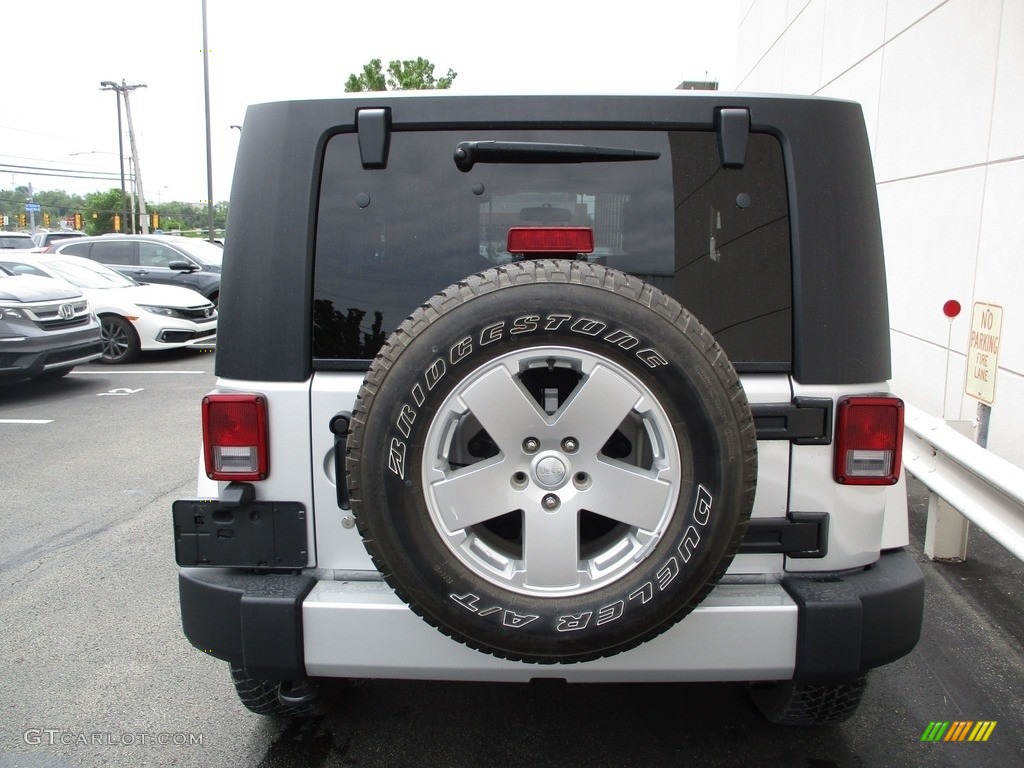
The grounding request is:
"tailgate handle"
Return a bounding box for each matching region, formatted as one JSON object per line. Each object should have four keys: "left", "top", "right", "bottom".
{"left": 329, "top": 412, "right": 352, "bottom": 510}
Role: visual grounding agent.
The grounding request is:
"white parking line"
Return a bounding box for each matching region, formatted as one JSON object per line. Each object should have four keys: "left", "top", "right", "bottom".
{"left": 0, "top": 419, "right": 53, "bottom": 424}
{"left": 71, "top": 370, "right": 207, "bottom": 375}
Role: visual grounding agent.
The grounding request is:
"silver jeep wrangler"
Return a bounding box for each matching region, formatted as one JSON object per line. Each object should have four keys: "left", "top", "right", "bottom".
{"left": 173, "top": 93, "right": 923, "bottom": 725}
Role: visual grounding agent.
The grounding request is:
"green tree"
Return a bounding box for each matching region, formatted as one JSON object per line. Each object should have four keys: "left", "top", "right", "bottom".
{"left": 83, "top": 188, "right": 126, "bottom": 234}
{"left": 34, "top": 189, "right": 86, "bottom": 227}
{"left": 0, "top": 184, "right": 231, "bottom": 235}
{"left": 0, "top": 187, "right": 24, "bottom": 228}
{"left": 345, "top": 59, "right": 387, "bottom": 93}
{"left": 215, "top": 200, "right": 229, "bottom": 230}
{"left": 345, "top": 57, "right": 457, "bottom": 92}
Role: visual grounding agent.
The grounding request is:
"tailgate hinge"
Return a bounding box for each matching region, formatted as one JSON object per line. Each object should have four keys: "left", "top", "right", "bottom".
{"left": 751, "top": 397, "right": 833, "bottom": 445}
{"left": 356, "top": 107, "right": 392, "bottom": 169}
{"left": 715, "top": 107, "right": 750, "bottom": 169}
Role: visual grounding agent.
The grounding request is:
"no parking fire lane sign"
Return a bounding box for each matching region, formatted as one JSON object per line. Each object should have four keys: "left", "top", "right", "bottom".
{"left": 965, "top": 302, "right": 1003, "bottom": 405}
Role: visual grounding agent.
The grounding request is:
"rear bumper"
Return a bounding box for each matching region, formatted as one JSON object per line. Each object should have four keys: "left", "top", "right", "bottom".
{"left": 178, "top": 549, "right": 923, "bottom": 683}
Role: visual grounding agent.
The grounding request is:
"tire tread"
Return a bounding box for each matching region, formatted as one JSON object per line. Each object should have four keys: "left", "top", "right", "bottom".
{"left": 751, "top": 675, "right": 869, "bottom": 726}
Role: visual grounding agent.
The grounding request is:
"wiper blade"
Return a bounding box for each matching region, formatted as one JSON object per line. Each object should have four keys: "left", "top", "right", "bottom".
{"left": 454, "top": 141, "right": 660, "bottom": 172}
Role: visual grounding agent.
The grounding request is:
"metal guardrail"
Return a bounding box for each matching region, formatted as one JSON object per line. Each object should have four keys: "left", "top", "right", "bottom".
{"left": 903, "top": 403, "right": 1024, "bottom": 563}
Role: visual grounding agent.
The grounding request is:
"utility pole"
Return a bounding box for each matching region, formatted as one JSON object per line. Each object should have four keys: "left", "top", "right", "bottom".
{"left": 27, "top": 182, "right": 36, "bottom": 232}
{"left": 202, "top": 0, "right": 216, "bottom": 243}
{"left": 99, "top": 81, "right": 129, "bottom": 232}
{"left": 118, "top": 80, "right": 150, "bottom": 234}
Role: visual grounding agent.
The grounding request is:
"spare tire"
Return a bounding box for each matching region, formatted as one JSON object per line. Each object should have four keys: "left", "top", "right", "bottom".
{"left": 347, "top": 260, "right": 757, "bottom": 663}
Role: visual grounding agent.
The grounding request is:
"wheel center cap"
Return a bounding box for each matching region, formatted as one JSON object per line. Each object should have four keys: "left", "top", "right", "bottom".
{"left": 534, "top": 455, "right": 568, "bottom": 489}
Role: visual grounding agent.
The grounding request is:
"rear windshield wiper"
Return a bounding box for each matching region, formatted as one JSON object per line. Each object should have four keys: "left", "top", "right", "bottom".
{"left": 454, "top": 141, "right": 660, "bottom": 172}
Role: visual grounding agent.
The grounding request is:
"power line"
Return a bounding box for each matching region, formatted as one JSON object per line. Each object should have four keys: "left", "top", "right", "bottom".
{"left": 1, "top": 170, "right": 129, "bottom": 183}
{"left": 1, "top": 161, "right": 125, "bottom": 177}
{"left": 0, "top": 152, "right": 113, "bottom": 167}
{"left": 0, "top": 123, "right": 76, "bottom": 141}
{"left": 0, "top": 163, "right": 133, "bottom": 183}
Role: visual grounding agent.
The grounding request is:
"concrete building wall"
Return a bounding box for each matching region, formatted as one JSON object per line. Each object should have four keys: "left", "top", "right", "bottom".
{"left": 734, "top": 0, "right": 1024, "bottom": 467}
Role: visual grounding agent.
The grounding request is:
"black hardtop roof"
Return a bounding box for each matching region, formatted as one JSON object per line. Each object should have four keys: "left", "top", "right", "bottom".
{"left": 219, "top": 92, "right": 890, "bottom": 386}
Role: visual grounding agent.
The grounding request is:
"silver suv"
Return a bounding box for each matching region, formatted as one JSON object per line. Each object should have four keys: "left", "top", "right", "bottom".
{"left": 32, "top": 230, "right": 86, "bottom": 248}
{"left": 173, "top": 93, "right": 924, "bottom": 725}
{"left": 49, "top": 234, "right": 223, "bottom": 304}
{"left": 0, "top": 266, "right": 102, "bottom": 380}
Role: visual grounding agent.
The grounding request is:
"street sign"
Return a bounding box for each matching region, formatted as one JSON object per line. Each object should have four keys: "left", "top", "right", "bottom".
{"left": 25, "top": 203, "right": 41, "bottom": 212}
{"left": 964, "top": 302, "right": 1003, "bottom": 405}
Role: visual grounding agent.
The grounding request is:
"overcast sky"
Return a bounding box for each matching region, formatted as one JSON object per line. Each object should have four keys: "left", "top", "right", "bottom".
{"left": 4, "top": 0, "right": 739, "bottom": 205}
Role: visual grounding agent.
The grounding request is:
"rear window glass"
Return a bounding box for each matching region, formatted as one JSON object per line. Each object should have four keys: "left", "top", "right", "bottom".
{"left": 40, "top": 233, "right": 83, "bottom": 244}
{"left": 314, "top": 129, "right": 791, "bottom": 370}
{"left": 0, "top": 235, "right": 34, "bottom": 248}
{"left": 55, "top": 242, "right": 91, "bottom": 258}
{"left": 88, "top": 241, "right": 134, "bottom": 265}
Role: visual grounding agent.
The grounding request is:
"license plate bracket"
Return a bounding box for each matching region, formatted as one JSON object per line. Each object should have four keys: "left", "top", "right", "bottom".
{"left": 173, "top": 499, "right": 308, "bottom": 568}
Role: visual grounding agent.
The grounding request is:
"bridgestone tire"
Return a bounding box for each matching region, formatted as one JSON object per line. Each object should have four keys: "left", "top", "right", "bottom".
{"left": 229, "top": 666, "right": 328, "bottom": 718}
{"left": 750, "top": 675, "right": 869, "bottom": 726}
{"left": 347, "top": 260, "right": 757, "bottom": 663}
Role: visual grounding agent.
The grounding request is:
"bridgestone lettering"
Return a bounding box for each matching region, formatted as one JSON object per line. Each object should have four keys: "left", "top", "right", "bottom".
{"left": 385, "top": 311, "right": 675, "bottom": 482}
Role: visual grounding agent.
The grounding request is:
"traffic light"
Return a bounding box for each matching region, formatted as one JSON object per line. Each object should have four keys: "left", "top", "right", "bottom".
{"left": 74, "top": 213, "right": 83, "bottom": 230}
{"left": 43, "top": 212, "right": 51, "bottom": 227}
{"left": 19, "top": 213, "right": 27, "bottom": 228}
{"left": 151, "top": 212, "right": 160, "bottom": 230}
{"left": 114, "top": 214, "right": 121, "bottom": 232}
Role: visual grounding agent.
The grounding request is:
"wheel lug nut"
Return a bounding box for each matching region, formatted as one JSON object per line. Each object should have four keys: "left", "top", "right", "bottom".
{"left": 523, "top": 437, "right": 540, "bottom": 453}
{"left": 542, "top": 494, "right": 560, "bottom": 510}
{"left": 561, "top": 437, "right": 578, "bottom": 453}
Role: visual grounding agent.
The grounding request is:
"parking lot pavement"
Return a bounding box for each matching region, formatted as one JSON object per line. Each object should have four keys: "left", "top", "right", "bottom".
{"left": 2, "top": 362, "right": 1021, "bottom": 767}
{"left": 0, "top": 350, "right": 216, "bottom": 586}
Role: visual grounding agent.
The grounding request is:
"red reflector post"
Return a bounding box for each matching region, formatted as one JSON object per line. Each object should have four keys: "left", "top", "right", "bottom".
{"left": 507, "top": 227, "right": 594, "bottom": 255}
{"left": 202, "top": 394, "right": 269, "bottom": 481}
{"left": 834, "top": 396, "right": 904, "bottom": 485}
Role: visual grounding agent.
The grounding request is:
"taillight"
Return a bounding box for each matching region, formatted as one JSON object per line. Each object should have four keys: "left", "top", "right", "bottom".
{"left": 202, "top": 394, "right": 269, "bottom": 481}
{"left": 834, "top": 396, "right": 904, "bottom": 485}
{"left": 507, "top": 227, "right": 594, "bottom": 255}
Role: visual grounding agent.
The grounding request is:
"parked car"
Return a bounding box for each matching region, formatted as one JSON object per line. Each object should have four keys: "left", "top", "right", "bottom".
{"left": 0, "top": 264, "right": 102, "bottom": 380}
{"left": 0, "top": 232, "right": 37, "bottom": 250}
{"left": 47, "top": 234, "right": 222, "bottom": 304}
{"left": 32, "top": 230, "right": 87, "bottom": 248}
{"left": 0, "top": 254, "right": 216, "bottom": 364}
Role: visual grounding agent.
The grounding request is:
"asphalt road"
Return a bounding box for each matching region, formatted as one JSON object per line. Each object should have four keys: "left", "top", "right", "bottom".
{"left": 1, "top": 351, "right": 1021, "bottom": 767}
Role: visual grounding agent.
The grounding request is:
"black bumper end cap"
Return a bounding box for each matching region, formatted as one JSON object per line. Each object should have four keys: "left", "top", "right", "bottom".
{"left": 178, "top": 567, "right": 316, "bottom": 680}
{"left": 782, "top": 548, "right": 925, "bottom": 686}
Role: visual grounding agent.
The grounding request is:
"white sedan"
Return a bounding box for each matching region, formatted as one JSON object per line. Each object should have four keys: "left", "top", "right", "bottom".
{"left": 0, "top": 252, "right": 216, "bottom": 364}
